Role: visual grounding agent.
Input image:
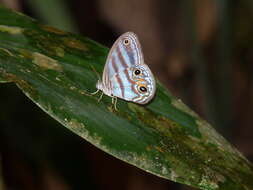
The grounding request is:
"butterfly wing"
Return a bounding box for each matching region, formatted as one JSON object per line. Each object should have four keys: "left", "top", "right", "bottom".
{"left": 110, "top": 64, "right": 156, "bottom": 104}
{"left": 102, "top": 32, "right": 143, "bottom": 81}
{"left": 101, "top": 32, "right": 156, "bottom": 104}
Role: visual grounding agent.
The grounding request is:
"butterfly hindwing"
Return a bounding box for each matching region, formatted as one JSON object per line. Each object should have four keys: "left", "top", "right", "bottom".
{"left": 110, "top": 63, "right": 156, "bottom": 104}
{"left": 110, "top": 68, "right": 138, "bottom": 102}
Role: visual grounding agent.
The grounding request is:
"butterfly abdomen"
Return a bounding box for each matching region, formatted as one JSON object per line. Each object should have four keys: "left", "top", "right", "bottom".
{"left": 96, "top": 80, "right": 113, "bottom": 97}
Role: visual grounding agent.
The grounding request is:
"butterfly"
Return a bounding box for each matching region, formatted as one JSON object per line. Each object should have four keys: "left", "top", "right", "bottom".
{"left": 95, "top": 32, "right": 156, "bottom": 106}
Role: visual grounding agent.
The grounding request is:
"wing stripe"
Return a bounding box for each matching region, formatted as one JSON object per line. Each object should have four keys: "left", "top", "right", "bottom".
{"left": 115, "top": 74, "right": 124, "bottom": 98}
{"left": 123, "top": 70, "right": 140, "bottom": 100}
{"left": 111, "top": 56, "right": 118, "bottom": 73}
{"left": 103, "top": 66, "right": 109, "bottom": 87}
{"left": 125, "top": 43, "right": 136, "bottom": 65}
{"left": 117, "top": 46, "right": 130, "bottom": 69}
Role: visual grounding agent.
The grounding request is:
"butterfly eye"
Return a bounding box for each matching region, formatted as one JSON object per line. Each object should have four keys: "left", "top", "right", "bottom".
{"left": 138, "top": 86, "right": 147, "bottom": 93}
{"left": 123, "top": 39, "right": 130, "bottom": 45}
{"left": 134, "top": 69, "right": 141, "bottom": 75}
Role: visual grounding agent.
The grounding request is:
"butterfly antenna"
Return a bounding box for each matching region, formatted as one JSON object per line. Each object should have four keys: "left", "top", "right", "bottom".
{"left": 89, "top": 64, "right": 101, "bottom": 81}
{"left": 86, "top": 63, "right": 102, "bottom": 96}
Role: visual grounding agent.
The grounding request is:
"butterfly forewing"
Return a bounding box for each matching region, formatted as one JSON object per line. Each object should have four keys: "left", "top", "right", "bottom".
{"left": 102, "top": 32, "right": 143, "bottom": 81}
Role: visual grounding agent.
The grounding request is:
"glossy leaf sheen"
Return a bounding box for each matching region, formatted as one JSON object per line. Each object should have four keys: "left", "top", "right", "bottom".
{"left": 0, "top": 6, "right": 252, "bottom": 190}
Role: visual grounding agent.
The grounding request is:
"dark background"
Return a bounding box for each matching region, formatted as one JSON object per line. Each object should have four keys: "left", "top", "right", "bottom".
{"left": 0, "top": 0, "right": 253, "bottom": 189}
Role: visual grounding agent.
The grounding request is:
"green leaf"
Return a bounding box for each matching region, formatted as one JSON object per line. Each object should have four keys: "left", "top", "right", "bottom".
{"left": 0, "top": 6, "right": 252, "bottom": 190}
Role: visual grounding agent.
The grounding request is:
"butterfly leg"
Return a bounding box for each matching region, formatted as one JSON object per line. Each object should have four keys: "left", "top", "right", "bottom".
{"left": 90, "top": 89, "right": 100, "bottom": 95}
{"left": 88, "top": 89, "right": 104, "bottom": 102}
{"left": 98, "top": 92, "right": 104, "bottom": 102}
{"left": 89, "top": 64, "right": 101, "bottom": 81}
{"left": 112, "top": 97, "right": 118, "bottom": 111}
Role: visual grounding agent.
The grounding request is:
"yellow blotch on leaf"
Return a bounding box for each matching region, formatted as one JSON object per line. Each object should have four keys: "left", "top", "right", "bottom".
{"left": 0, "top": 25, "right": 23, "bottom": 34}
{"left": 33, "top": 52, "right": 62, "bottom": 71}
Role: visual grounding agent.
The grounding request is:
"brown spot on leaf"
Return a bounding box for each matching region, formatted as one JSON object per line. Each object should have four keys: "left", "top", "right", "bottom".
{"left": 155, "top": 146, "right": 165, "bottom": 153}
{"left": 16, "top": 79, "right": 38, "bottom": 99}
{"left": 0, "top": 69, "right": 18, "bottom": 82}
{"left": 63, "top": 38, "right": 88, "bottom": 51}
{"left": 40, "top": 25, "right": 68, "bottom": 35}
